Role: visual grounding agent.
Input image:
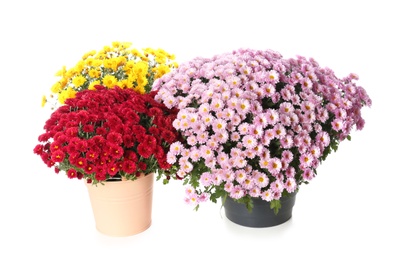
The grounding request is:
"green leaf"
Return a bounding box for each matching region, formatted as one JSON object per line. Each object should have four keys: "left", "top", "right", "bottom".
{"left": 270, "top": 200, "right": 281, "bottom": 215}
{"left": 246, "top": 198, "right": 254, "bottom": 213}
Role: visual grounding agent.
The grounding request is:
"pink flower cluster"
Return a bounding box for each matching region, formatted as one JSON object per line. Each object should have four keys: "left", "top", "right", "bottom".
{"left": 153, "top": 48, "right": 371, "bottom": 208}
{"left": 34, "top": 85, "right": 181, "bottom": 184}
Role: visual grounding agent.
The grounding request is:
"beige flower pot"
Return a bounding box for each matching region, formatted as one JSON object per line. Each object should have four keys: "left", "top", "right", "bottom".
{"left": 85, "top": 173, "right": 153, "bottom": 237}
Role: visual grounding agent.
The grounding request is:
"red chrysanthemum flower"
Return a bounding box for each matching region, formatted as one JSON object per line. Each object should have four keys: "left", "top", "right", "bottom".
{"left": 51, "top": 150, "right": 65, "bottom": 163}
{"left": 33, "top": 144, "right": 44, "bottom": 155}
{"left": 67, "top": 168, "right": 77, "bottom": 179}
{"left": 122, "top": 160, "right": 136, "bottom": 174}
{"left": 34, "top": 86, "right": 181, "bottom": 184}
{"left": 137, "top": 142, "right": 154, "bottom": 158}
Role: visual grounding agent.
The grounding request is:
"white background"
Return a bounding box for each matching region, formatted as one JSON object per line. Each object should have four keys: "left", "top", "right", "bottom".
{"left": 1, "top": 0, "right": 405, "bottom": 259}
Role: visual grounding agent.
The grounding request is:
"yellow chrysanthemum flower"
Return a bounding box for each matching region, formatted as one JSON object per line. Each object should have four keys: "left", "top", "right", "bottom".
{"left": 55, "top": 66, "right": 67, "bottom": 77}
{"left": 88, "top": 69, "right": 101, "bottom": 78}
{"left": 155, "top": 64, "right": 170, "bottom": 79}
{"left": 112, "top": 41, "right": 121, "bottom": 48}
{"left": 117, "top": 79, "right": 133, "bottom": 89}
{"left": 124, "top": 60, "right": 136, "bottom": 73}
{"left": 51, "top": 82, "right": 63, "bottom": 94}
{"left": 41, "top": 95, "right": 47, "bottom": 107}
{"left": 58, "top": 87, "right": 76, "bottom": 104}
{"left": 72, "top": 75, "right": 86, "bottom": 88}
{"left": 103, "top": 58, "right": 120, "bottom": 72}
{"left": 134, "top": 85, "right": 146, "bottom": 94}
{"left": 134, "top": 61, "right": 148, "bottom": 75}
{"left": 43, "top": 41, "right": 177, "bottom": 109}
{"left": 102, "top": 75, "right": 118, "bottom": 88}
{"left": 75, "top": 60, "right": 85, "bottom": 73}
{"left": 85, "top": 57, "right": 97, "bottom": 67}
{"left": 88, "top": 80, "right": 101, "bottom": 90}
{"left": 82, "top": 50, "right": 96, "bottom": 60}
{"left": 131, "top": 48, "right": 143, "bottom": 58}
{"left": 137, "top": 77, "right": 148, "bottom": 89}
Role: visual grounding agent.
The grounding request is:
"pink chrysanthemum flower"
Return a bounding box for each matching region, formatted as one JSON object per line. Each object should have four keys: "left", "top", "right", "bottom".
{"left": 242, "top": 135, "right": 257, "bottom": 149}
{"left": 227, "top": 97, "right": 239, "bottom": 110}
{"left": 250, "top": 125, "right": 264, "bottom": 138}
{"left": 185, "top": 192, "right": 199, "bottom": 206}
{"left": 332, "top": 118, "right": 344, "bottom": 131}
{"left": 309, "top": 145, "right": 321, "bottom": 158}
{"left": 282, "top": 150, "right": 294, "bottom": 163}
{"left": 244, "top": 149, "right": 256, "bottom": 159}
{"left": 269, "top": 157, "right": 282, "bottom": 175}
{"left": 223, "top": 108, "right": 235, "bottom": 120}
{"left": 180, "top": 161, "right": 193, "bottom": 173}
{"left": 280, "top": 134, "right": 294, "bottom": 149}
{"left": 237, "top": 122, "right": 250, "bottom": 135}
{"left": 280, "top": 102, "right": 294, "bottom": 114}
{"left": 303, "top": 168, "right": 315, "bottom": 181}
{"left": 272, "top": 190, "right": 282, "bottom": 200}
{"left": 254, "top": 113, "right": 268, "bottom": 128}
{"left": 207, "top": 138, "right": 219, "bottom": 150}
{"left": 211, "top": 98, "right": 224, "bottom": 112}
{"left": 231, "top": 114, "right": 242, "bottom": 126}
{"left": 212, "top": 118, "right": 227, "bottom": 133}
{"left": 170, "top": 141, "right": 183, "bottom": 155}
{"left": 249, "top": 186, "right": 261, "bottom": 197}
{"left": 271, "top": 180, "right": 284, "bottom": 192}
{"left": 242, "top": 177, "right": 255, "bottom": 190}
{"left": 200, "top": 172, "right": 213, "bottom": 187}
{"left": 335, "top": 108, "right": 347, "bottom": 120}
{"left": 234, "top": 155, "right": 247, "bottom": 168}
{"left": 215, "top": 130, "right": 229, "bottom": 144}
{"left": 273, "top": 124, "right": 286, "bottom": 138}
{"left": 187, "top": 135, "right": 198, "bottom": 146}
{"left": 286, "top": 166, "right": 296, "bottom": 178}
{"left": 263, "top": 129, "right": 276, "bottom": 145}
{"left": 230, "top": 186, "right": 245, "bottom": 200}
{"left": 163, "top": 96, "right": 177, "bottom": 109}
{"left": 166, "top": 152, "right": 177, "bottom": 164}
{"left": 300, "top": 153, "right": 313, "bottom": 168}
{"left": 199, "top": 103, "right": 211, "bottom": 115}
{"left": 177, "top": 170, "right": 187, "bottom": 179}
{"left": 236, "top": 99, "right": 250, "bottom": 115}
{"left": 185, "top": 185, "right": 196, "bottom": 196}
{"left": 230, "top": 132, "right": 240, "bottom": 142}
{"left": 200, "top": 145, "right": 214, "bottom": 160}
{"left": 196, "top": 131, "right": 209, "bottom": 144}
{"left": 253, "top": 171, "right": 269, "bottom": 188}
{"left": 235, "top": 169, "right": 247, "bottom": 184}
{"left": 224, "top": 181, "right": 234, "bottom": 193}
{"left": 259, "top": 156, "right": 271, "bottom": 169}
{"left": 261, "top": 189, "right": 273, "bottom": 202}
{"left": 198, "top": 193, "right": 209, "bottom": 203}
{"left": 285, "top": 177, "right": 297, "bottom": 193}
{"left": 316, "top": 131, "right": 330, "bottom": 147}
{"left": 267, "top": 69, "right": 279, "bottom": 83}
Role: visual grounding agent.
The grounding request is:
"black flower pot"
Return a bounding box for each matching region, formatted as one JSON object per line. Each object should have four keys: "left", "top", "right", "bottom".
{"left": 223, "top": 193, "right": 297, "bottom": 227}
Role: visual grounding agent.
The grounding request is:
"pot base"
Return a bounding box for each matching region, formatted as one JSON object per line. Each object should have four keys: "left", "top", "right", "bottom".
{"left": 223, "top": 193, "right": 297, "bottom": 228}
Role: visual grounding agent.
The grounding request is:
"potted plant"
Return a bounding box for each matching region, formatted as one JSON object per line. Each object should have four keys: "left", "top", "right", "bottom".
{"left": 35, "top": 41, "right": 179, "bottom": 236}
{"left": 41, "top": 41, "right": 178, "bottom": 110}
{"left": 34, "top": 85, "right": 181, "bottom": 236}
{"left": 152, "top": 48, "right": 372, "bottom": 227}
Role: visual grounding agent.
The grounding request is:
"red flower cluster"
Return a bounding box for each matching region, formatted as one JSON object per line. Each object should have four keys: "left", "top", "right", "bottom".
{"left": 34, "top": 85, "right": 181, "bottom": 184}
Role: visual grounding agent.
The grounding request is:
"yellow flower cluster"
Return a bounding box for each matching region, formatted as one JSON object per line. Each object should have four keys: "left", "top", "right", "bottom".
{"left": 42, "top": 41, "right": 177, "bottom": 109}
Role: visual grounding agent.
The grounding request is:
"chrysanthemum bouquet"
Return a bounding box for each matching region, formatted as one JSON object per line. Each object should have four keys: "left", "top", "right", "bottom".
{"left": 34, "top": 85, "right": 181, "bottom": 184}
{"left": 42, "top": 41, "right": 177, "bottom": 110}
{"left": 152, "top": 48, "right": 371, "bottom": 213}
